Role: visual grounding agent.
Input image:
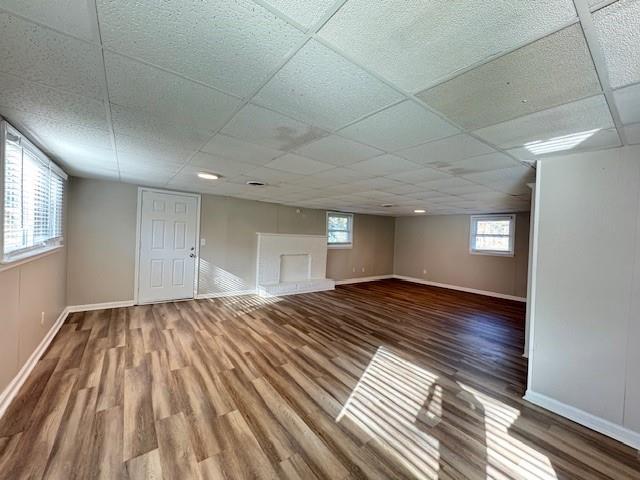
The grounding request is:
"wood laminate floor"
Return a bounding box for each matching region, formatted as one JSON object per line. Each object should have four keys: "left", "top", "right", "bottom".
{"left": 0, "top": 279, "right": 638, "bottom": 479}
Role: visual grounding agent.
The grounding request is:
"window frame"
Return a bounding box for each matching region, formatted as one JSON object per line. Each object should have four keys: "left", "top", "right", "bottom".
{"left": 1, "top": 120, "right": 68, "bottom": 265}
{"left": 469, "top": 214, "right": 516, "bottom": 257}
{"left": 326, "top": 211, "right": 354, "bottom": 249}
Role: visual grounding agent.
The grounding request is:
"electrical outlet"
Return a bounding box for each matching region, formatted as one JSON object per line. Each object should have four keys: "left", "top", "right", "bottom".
{"left": 361, "top": 267, "right": 365, "bottom": 272}
{"left": 200, "top": 238, "right": 206, "bottom": 246}
{"left": 423, "top": 269, "right": 427, "bottom": 275}
{"left": 40, "top": 312, "right": 45, "bottom": 326}
{"left": 352, "top": 267, "right": 356, "bottom": 273}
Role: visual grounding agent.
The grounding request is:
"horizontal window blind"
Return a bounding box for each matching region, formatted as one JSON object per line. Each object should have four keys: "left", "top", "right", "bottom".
{"left": 2, "top": 121, "right": 67, "bottom": 263}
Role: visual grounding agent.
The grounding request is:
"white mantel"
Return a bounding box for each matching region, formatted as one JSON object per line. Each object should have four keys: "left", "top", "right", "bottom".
{"left": 256, "top": 233, "right": 335, "bottom": 297}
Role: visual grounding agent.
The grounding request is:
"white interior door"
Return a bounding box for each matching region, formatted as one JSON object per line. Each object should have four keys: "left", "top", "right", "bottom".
{"left": 138, "top": 189, "right": 199, "bottom": 303}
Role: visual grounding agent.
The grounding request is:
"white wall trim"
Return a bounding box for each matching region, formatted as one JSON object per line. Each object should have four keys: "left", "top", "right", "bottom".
{"left": 393, "top": 275, "right": 526, "bottom": 302}
{"left": 524, "top": 390, "right": 640, "bottom": 450}
{"left": 196, "top": 290, "right": 256, "bottom": 299}
{"left": 0, "top": 306, "right": 69, "bottom": 419}
{"left": 66, "top": 300, "right": 135, "bottom": 312}
{"left": 335, "top": 275, "right": 393, "bottom": 285}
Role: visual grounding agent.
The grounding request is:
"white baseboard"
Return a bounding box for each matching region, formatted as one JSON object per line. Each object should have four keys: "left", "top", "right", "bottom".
{"left": 334, "top": 275, "right": 393, "bottom": 285}
{"left": 66, "top": 300, "right": 135, "bottom": 312}
{"left": 524, "top": 390, "right": 640, "bottom": 450}
{"left": 196, "top": 289, "right": 256, "bottom": 299}
{"left": 393, "top": 275, "right": 527, "bottom": 302}
{"left": 0, "top": 306, "right": 70, "bottom": 419}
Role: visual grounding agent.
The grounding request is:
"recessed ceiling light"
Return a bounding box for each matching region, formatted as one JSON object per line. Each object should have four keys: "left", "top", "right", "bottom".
{"left": 197, "top": 172, "right": 219, "bottom": 180}
{"left": 246, "top": 180, "right": 266, "bottom": 186}
{"left": 414, "top": 209, "right": 426, "bottom": 214}
{"left": 381, "top": 203, "right": 394, "bottom": 208}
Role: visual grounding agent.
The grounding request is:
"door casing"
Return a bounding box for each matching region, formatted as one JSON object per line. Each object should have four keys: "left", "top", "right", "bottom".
{"left": 134, "top": 187, "right": 201, "bottom": 305}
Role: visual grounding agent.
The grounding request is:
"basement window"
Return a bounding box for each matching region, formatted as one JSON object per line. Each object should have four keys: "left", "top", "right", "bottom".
{"left": 327, "top": 212, "right": 353, "bottom": 248}
{"left": 1, "top": 121, "right": 67, "bottom": 264}
{"left": 469, "top": 214, "right": 515, "bottom": 257}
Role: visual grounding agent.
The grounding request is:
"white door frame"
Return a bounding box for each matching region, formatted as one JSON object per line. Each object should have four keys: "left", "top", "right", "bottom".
{"left": 134, "top": 186, "right": 202, "bottom": 305}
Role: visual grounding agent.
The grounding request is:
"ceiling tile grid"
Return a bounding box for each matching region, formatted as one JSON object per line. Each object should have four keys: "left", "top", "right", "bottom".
{"left": 254, "top": 40, "right": 404, "bottom": 130}
{"left": 0, "top": 0, "right": 98, "bottom": 41}
{"left": 1, "top": 0, "right": 637, "bottom": 215}
{"left": 318, "top": 0, "right": 578, "bottom": 92}
{"left": 338, "top": 100, "right": 459, "bottom": 151}
{"left": 0, "top": 12, "right": 104, "bottom": 99}
{"left": 104, "top": 52, "right": 242, "bottom": 134}
{"left": 473, "top": 95, "right": 615, "bottom": 149}
{"left": 95, "top": 0, "right": 306, "bottom": 97}
{"left": 416, "top": 24, "right": 601, "bottom": 131}
{"left": 593, "top": 0, "right": 640, "bottom": 89}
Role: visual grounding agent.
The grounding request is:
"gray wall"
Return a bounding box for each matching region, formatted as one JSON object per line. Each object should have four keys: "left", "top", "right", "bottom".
{"left": 529, "top": 145, "right": 640, "bottom": 436}
{"left": 394, "top": 213, "right": 530, "bottom": 298}
{"left": 66, "top": 177, "right": 396, "bottom": 303}
{"left": 0, "top": 249, "right": 67, "bottom": 393}
{"left": 66, "top": 178, "right": 138, "bottom": 305}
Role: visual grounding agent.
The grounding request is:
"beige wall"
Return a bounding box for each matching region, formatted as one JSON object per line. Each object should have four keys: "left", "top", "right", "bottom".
{"left": 0, "top": 249, "right": 66, "bottom": 393}
{"left": 66, "top": 178, "right": 138, "bottom": 305}
{"left": 66, "top": 178, "right": 396, "bottom": 303}
{"left": 529, "top": 145, "right": 640, "bottom": 438}
{"left": 394, "top": 212, "right": 530, "bottom": 298}
{"left": 198, "top": 195, "right": 395, "bottom": 295}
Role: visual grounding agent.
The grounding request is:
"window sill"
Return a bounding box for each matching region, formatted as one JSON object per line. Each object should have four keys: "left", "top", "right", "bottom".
{"left": 470, "top": 249, "right": 514, "bottom": 257}
{"left": 0, "top": 245, "right": 64, "bottom": 272}
{"left": 328, "top": 244, "right": 353, "bottom": 250}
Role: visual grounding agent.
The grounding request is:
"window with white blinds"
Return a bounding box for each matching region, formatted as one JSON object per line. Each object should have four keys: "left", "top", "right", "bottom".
{"left": 2, "top": 121, "right": 67, "bottom": 263}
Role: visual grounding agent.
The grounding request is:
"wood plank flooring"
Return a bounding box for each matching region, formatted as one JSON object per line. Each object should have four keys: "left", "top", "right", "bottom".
{"left": 1, "top": 279, "right": 639, "bottom": 479}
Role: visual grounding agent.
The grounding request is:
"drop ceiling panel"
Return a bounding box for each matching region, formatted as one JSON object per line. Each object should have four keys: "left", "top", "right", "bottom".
{"left": 0, "top": 0, "right": 97, "bottom": 40}
{"left": 111, "top": 105, "right": 210, "bottom": 149}
{"left": 294, "top": 134, "right": 383, "bottom": 166}
{"left": 2, "top": 108, "right": 112, "bottom": 153}
{"left": 265, "top": 153, "right": 334, "bottom": 174}
{"left": 96, "top": 0, "right": 305, "bottom": 97}
{"left": 115, "top": 134, "right": 194, "bottom": 167}
{"left": 417, "top": 24, "right": 600, "bottom": 130}
{"left": 50, "top": 145, "right": 117, "bottom": 176}
{"left": 234, "top": 167, "right": 301, "bottom": 185}
{"left": 0, "top": 72, "right": 108, "bottom": 131}
{"left": 614, "top": 83, "right": 640, "bottom": 125}
{"left": 259, "top": 0, "right": 336, "bottom": 28}
{"left": 593, "top": 0, "right": 640, "bottom": 88}
{"left": 318, "top": 0, "right": 577, "bottom": 92}
{"left": 418, "top": 176, "right": 484, "bottom": 195}
{"left": 438, "top": 152, "right": 521, "bottom": 175}
{"left": 190, "top": 152, "right": 258, "bottom": 177}
{"left": 625, "top": 123, "right": 640, "bottom": 145}
{"left": 254, "top": 40, "right": 403, "bottom": 129}
{"left": 386, "top": 167, "right": 450, "bottom": 184}
{"left": 339, "top": 100, "right": 459, "bottom": 151}
{"left": 396, "top": 134, "right": 495, "bottom": 166}
{"left": 462, "top": 165, "right": 535, "bottom": 195}
{"left": 105, "top": 53, "right": 241, "bottom": 133}
{"left": 348, "top": 154, "right": 421, "bottom": 176}
{"left": 0, "top": 12, "right": 104, "bottom": 99}
{"left": 222, "top": 103, "right": 327, "bottom": 151}
{"left": 201, "top": 134, "right": 284, "bottom": 166}
{"left": 474, "top": 95, "right": 615, "bottom": 149}
{"left": 506, "top": 128, "right": 621, "bottom": 162}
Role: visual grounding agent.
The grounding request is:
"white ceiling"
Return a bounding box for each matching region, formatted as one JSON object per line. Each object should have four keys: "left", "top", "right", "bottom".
{"left": 0, "top": 0, "right": 637, "bottom": 216}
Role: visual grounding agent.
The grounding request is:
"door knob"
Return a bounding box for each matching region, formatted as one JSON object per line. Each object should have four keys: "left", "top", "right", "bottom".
{"left": 189, "top": 253, "right": 196, "bottom": 258}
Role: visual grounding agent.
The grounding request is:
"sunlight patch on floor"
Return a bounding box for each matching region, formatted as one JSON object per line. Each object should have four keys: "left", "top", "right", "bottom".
{"left": 337, "top": 346, "right": 441, "bottom": 479}
{"left": 337, "top": 346, "right": 558, "bottom": 480}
